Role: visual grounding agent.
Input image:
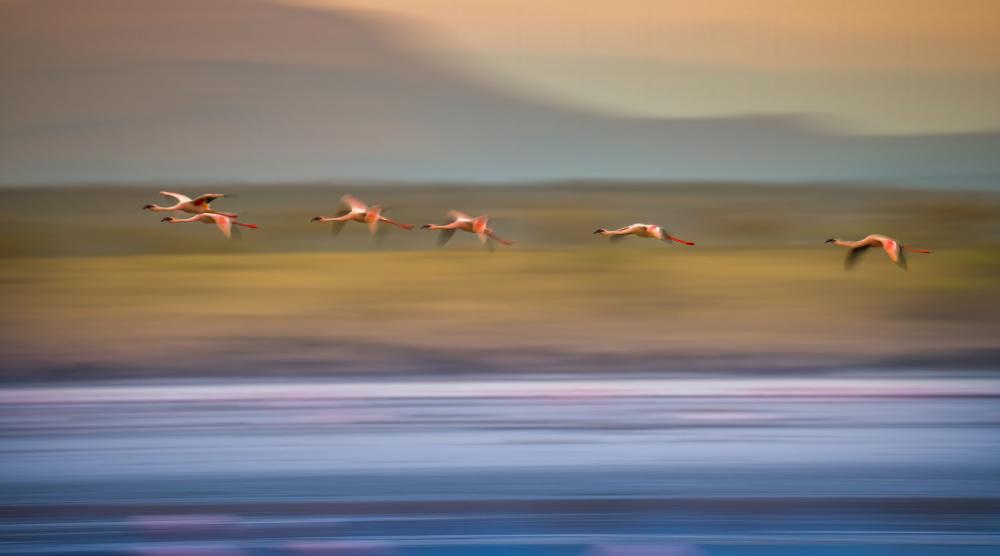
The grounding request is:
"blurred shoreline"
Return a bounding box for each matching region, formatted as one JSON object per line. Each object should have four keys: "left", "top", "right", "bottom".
{"left": 2, "top": 182, "right": 998, "bottom": 382}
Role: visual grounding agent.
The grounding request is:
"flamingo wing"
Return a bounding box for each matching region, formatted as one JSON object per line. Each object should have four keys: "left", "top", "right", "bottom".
{"left": 875, "top": 237, "right": 909, "bottom": 270}
{"left": 190, "top": 193, "right": 226, "bottom": 206}
{"left": 845, "top": 245, "right": 870, "bottom": 270}
{"left": 327, "top": 201, "right": 353, "bottom": 237}
{"left": 329, "top": 220, "right": 346, "bottom": 238}
{"left": 472, "top": 216, "right": 491, "bottom": 244}
{"left": 211, "top": 214, "right": 233, "bottom": 238}
{"left": 436, "top": 228, "right": 457, "bottom": 246}
{"left": 879, "top": 238, "right": 901, "bottom": 262}
{"left": 160, "top": 191, "right": 192, "bottom": 203}
{"left": 339, "top": 194, "right": 368, "bottom": 214}
{"left": 445, "top": 210, "right": 472, "bottom": 223}
{"left": 366, "top": 205, "right": 384, "bottom": 235}
{"left": 895, "top": 249, "right": 908, "bottom": 271}
{"left": 649, "top": 226, "right": 674, "bottom": 242}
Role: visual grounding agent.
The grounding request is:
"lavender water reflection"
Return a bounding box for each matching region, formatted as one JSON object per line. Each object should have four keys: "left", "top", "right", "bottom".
{"left": 2, "top": 375, "right": 998, "bottom": 555}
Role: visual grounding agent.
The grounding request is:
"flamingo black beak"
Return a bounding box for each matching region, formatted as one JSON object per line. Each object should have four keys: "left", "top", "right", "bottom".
{"left": 143, "top": 204, "right": 154, "bottom": 210}
{"left": 160, "top": 217, "right": 172, "bottom": 222}
{"left": 310, "top": 217, "right": 323, "bottom": 222}
{"left": 825, "top": 238, "right": 835, "bottom": 243}
{"left": 420, "top": 224, "right": 432, "bottom": 229}
{"left": 593, "top": 229, "right": 605, "bottom": 234}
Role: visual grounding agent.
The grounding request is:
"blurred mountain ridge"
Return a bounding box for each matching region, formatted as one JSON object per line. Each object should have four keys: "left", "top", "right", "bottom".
{"left": 2, "top": 0, "right": 999, "bottom": 187}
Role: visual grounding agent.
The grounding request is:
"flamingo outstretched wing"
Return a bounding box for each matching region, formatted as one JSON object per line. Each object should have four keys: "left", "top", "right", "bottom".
{"left": 327, "top": 198, "right": 355, "bottom": 237}
{"left": 446, "top": 210, "right": 473, "bottom": 223}
{"left": 436, "top": 228, "right": 457, "bottom": 246}
{"left": 845, "top": 245, "right": 870, "bottom": 270}
{"left": 339, "top": 194, "right": 368, "bottom": 214}
{"left": 160, "top": 191, "right": 192, "bottom": 203}
{"left": 895, "top": 250, "right": 908, "bottom": 271}
{"left": 878, "top": 237, "right": 909, "bottom": 271}
{"left": 211, "top": 214, "right": 233, "bottom": 238}
{"left": 190, "top": 193, "right": 226, "bottom": 206}
{"left": 329, "top": 220, "right": 347, "bottom": 238}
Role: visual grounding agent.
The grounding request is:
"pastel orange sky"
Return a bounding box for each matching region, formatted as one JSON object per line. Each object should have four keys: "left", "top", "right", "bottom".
{"left": 4, "top": 0, "right": 999, "bottom": 133}
{"left": 281, "top": 0, "right": 1000, "bottom": 133}
{"left": 286, "top": 0, "right": 1000, "bottom": 72}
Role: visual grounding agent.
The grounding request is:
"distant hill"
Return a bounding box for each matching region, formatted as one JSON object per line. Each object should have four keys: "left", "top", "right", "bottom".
{"left": 2, "top": 0, "right": 999, "bottom": 187}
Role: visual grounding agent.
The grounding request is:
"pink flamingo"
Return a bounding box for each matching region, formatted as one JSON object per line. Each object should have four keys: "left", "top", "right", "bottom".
{"left": 160, "top": 214, "right": 258, "bottom": 239}
{"left": 421, "top": 211, "right": 513, "bottom": 247}
{"left": 593, "top": 224, "right": 695, "bottom": 245}
{"left": 826, "top": 234, "right": 930, "bottom": 270}
{"left": 143, "top": 192, "right": 236, "bottom": 217}
{"left": 310, "top": 194, "right": 413, "bottom": 237}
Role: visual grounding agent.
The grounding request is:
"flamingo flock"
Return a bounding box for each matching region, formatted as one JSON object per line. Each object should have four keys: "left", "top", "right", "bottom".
{"left": 144, "top": 192, "right": 930, "bottom": 270}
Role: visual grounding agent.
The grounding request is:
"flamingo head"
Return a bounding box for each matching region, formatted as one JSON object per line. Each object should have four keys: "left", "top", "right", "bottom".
{"left": 310, "top": 216, "right": 323, "bottom": 222}
{"left": 593, "top": 229, "right": 606, "bottom": 234}
{"left": 825, "top": 238, "right": 837, "bottom": 244}
{"left": 160, "top": 217, "right": 175, "bottom": 223}
{"left": 420, "top": 224, "right": 432, "bottom": 229}
{"left": 142, "top": 204, "right": 155, "bottom": 210}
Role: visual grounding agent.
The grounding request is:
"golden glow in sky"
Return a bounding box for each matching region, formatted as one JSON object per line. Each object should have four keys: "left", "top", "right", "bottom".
{"left": 281, "top": 0, "right": 1000, "bottom": 133}
{"left": 287, "top": 0, "right": 1000, "bottom": 71}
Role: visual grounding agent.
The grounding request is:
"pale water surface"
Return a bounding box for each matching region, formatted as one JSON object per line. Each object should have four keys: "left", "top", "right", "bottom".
{"left": 2, "top": 374, "right": 998, "bottom": 555}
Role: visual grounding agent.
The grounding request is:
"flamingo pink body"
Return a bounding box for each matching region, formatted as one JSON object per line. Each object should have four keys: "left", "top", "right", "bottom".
{"left": 161, "top": 213, "right": 258, "bottom": 239}
{"left": 421, "top": 211, "right": 513, "bottom": 246}
{"left": 593, "top": 223, "right": 695, "bottom": 245}
{"left": 143, "top": 192, "right": 236, "bottom": 218}
{"left": 826, "top": 234, "right": 930, "bottom": 270}
{"left": 311, "top": 194, "right": 413, "bottom": 235}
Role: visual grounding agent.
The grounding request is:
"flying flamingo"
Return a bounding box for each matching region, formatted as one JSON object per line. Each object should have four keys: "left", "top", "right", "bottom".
{"left": 593, "top": 224, "right": 695, "bottom": 245}
{"left": 826, "top": 234, "right": 930, "bottom": 271}
{"left": 310, "top": 194, "right": 413, "bottom": 237}
{"left": 420, "top": 211, "right": 513, "bottom": 247}
{"left": 143, "top": 192, "right": 236, "bottom": 217}
{"left": 160, "top": 213, "right": 259, "bottom": 239}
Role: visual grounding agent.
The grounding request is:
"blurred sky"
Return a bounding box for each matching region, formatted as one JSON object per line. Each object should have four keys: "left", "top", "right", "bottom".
{"left": 2, "top": 0, "right": 999, "bottom": 184}
{"left": 284, "top": 0, "right": 1000, "bottom": 135}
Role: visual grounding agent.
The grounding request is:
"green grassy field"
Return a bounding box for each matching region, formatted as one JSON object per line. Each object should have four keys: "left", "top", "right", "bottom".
{"left": 1, "top": 182, "right": 998, "bottom": 379}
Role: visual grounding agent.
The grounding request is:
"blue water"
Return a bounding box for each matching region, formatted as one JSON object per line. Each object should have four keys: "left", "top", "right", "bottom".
{"left": 1, "top": 375, "right": 998, "bottom": 555}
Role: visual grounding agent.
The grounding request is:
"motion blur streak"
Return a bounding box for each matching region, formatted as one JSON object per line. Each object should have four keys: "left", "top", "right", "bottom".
{"left": 2, "top": 375, "right": 998, "bottom": 554}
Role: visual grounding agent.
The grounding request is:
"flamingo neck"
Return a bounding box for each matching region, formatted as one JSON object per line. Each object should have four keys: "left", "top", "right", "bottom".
{"left": 829, "top": 239, "right": 858, "bottom": 247}
{"left": 168, "top": 215, "right": 202, "bottom": 223}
